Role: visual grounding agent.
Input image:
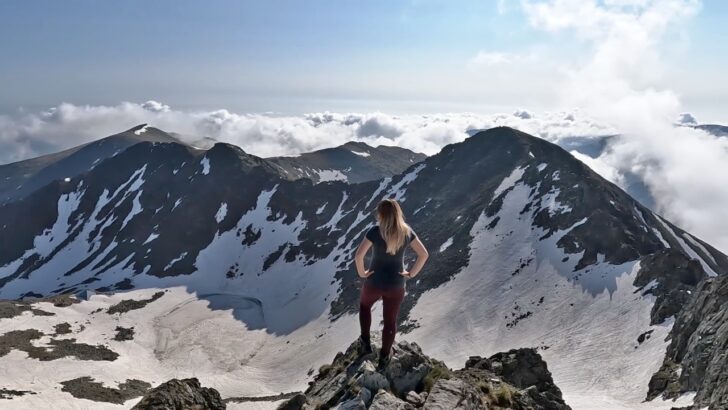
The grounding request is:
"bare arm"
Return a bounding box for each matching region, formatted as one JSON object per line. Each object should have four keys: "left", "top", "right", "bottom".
{"left": 354, "top": 238, "right": 374, "bottom": 278}
{"left": 403, "top": 236, "right": 429, "bottom": 278}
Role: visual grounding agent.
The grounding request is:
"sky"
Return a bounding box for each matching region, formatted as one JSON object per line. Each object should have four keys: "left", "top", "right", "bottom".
{"left": 2, "top": 0, "right": 728, "bottom": 253}
{"left": 1, "top": 0, "right": 727, "bottom": 118}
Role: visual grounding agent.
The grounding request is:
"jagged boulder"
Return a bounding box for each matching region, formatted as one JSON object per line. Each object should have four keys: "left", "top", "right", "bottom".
{"left": 423, "top": 378, "right": 480, "bottom": 409}
{"left": 369, "top": 389, "right": 413, "bottom": 409}
{"left": 465, "top": 348, "right": 565, "bottom": 400}
{"left": 277, "top": 338, "right": 571, "bottom": 410}
{"left": 458, "top": 349, "right": 570, "bottom": 410}
{"left": 131, "top": 377, "right": 224, "bottom": 410}
{"left": 382, "top": 342, "right": 438, "bottom": 396}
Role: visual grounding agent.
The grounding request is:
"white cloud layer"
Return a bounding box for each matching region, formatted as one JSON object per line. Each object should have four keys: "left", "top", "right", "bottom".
{"left": 0, "top": 102, "right": 612, "bottom": 163}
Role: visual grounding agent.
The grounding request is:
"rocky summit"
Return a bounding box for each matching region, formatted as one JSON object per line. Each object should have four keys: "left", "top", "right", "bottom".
{"left": 278, "top": 338, "right": 570, "bottom": 410}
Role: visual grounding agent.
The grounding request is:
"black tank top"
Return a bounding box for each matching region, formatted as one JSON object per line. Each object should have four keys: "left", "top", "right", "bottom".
{"left": 365, "top": 225, "right": 418, "bottom": 289}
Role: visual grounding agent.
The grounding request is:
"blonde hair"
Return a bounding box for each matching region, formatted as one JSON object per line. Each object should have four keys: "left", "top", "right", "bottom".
{"left": 376, "top": 198, "right": 411, "bottom": 255}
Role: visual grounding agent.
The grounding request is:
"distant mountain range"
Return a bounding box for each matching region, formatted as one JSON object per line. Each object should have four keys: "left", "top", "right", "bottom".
{"left": 267, "top": 141, "right": 426, "bottom": 184}
{"left": 0, "top": 124, "right": 426, "bottom": 206}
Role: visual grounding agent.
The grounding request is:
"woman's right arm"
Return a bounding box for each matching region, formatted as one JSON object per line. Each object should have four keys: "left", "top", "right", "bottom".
{"left": 354, "top": 238, "right": 373, "bottom": 278}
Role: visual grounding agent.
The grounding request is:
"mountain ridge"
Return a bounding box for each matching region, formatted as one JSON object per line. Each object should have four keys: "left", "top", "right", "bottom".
{"left": 0, "top": 126, "right": 726, "bottom": 409}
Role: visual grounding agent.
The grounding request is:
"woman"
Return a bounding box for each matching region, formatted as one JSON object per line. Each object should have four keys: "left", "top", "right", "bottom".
{"left": 354, "top": 198, "right": 429, "bottom": 369}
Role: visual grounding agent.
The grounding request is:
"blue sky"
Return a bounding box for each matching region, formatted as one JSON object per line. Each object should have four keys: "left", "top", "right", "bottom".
{"left": 1, "top": 0, "right": 727, "bottom": 120}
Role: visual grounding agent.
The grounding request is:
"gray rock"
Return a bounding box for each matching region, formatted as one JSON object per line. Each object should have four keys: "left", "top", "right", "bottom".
{"left": 356, "top": 387, "right": 372, "bottom": 406}
{"left": 307, "top": 371, "right": 348, "bottom": 407}
{"left": 405, "top": 390, "right": 425, "bottom": 406}
{"left": 369, "top": 389, "right": 414, "bottom": 410}
{"left": 357, "top": 361, "right": 389, "bottom": 392}
{"left": 423, "top": 378, "right": 481, "bottom": 410}
{"left": 335, "top": 398, "right": 366, "bottom": 410}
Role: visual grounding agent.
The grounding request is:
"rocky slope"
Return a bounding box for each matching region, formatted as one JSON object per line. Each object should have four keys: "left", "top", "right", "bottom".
{"left": 278, "top": 338, "right": 570, "bottom": 410}
{"left": 266, "top": 141, "right": 426, "bottom": 184}
{"left": 647, "top": 274, "right": 728, "bottom": 409}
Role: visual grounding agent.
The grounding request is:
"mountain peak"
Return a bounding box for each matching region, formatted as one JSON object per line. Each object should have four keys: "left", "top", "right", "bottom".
{"left": 468, "top": 126, "right": 545, "bottom": 147}
{"left": 125, "top": 123, "right": 149, "bottom": 134}
{"left": 340, "top": 140, "right": 373, "bottom": 150}
{"left": 111, "top": 124, "right": 181, "bottom": 145}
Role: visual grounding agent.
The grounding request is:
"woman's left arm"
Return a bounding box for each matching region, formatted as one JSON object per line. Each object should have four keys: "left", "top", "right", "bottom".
{"left": 404, "top": 237, "right": 429, "bottom": 278}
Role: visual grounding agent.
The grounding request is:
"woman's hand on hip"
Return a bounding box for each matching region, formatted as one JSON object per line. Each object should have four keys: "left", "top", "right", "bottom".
{"left": 399, "top": 270, "right": 413, "bottom": 278}
{"left": 358, "top": 269, "right": 374, "bottom": 278}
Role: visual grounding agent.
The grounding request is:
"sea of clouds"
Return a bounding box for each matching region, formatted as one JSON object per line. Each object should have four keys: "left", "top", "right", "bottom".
{"left": 0, "top": 101, "right": 726, "bottom": 254}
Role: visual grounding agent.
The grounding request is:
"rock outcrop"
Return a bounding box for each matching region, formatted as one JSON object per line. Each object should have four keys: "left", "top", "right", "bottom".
{"left": 647, "top": 274, "right": 728, "bottom": 409}
{"left": 278, "top": 338, "right": 570, "bottom": 410}
{"left": 131, "top": 378, "right": 225, "bottom": 410}
{"left": 634, "top": 249, "right": 707, "bottom": 325}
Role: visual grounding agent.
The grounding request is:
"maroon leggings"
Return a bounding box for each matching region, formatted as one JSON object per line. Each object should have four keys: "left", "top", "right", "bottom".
{"left": 359, "top": 281, "right": 405, "bottom": 355}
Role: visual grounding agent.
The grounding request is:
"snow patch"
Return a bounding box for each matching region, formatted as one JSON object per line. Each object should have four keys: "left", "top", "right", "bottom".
{"left": 315, "top": 202, "right": 327, "bottom": 215}
{"left": 319, "top": 192, "right": 350, "bottom": 233}
{"left": 493, "top": 166, "right": 526, "bottom": 198}
{"left": 384, "top": 163, "right": 426, "bottom": 202}
{"left": 120, "top": 190, "right": 143, "bottom": 231}
{"left": 143, "top": 233, "right": 159, "bottom": 245}
{"left": 349, "top": 150, "right": 370, "bottom": 157}
{"left": 134, "top": 124, "right": 149, "bottom": 135}
{"left": 215, "top": 203, "right": 228, "bottom": 224}
{"left": 165, "top": 252, "right": 188, "bottom": 271}
{"left": 200, "top": 156, "right": 211, "bottom": 175}
{"left": 438, "top": 237, "right": 453, "bottom": 253}
{"left": 413, "top": 198, "right": 432, "bottom": 215}
{"left": 315, "top": 169, "right": 347, "bottom": 183}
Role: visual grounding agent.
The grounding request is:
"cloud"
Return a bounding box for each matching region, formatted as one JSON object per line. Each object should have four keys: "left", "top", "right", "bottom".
{"left": 513, "top": 109, "right": 533, "bottom": 119}
{"left": 467, "top": 51, "right": 514, "bottom": 68}
{"left": 515, "top": 0, "right": 728, "bottom": 253}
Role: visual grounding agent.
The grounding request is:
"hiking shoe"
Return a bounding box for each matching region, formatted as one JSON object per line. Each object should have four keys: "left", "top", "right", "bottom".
{"left": 358, "top": 336, "right": 373, "bottom": 356}
{"left": 377, "top": 350, "right": 391, "bottom": 370}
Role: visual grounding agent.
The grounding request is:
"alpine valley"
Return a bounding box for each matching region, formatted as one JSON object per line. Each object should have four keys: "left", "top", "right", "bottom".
{"left": 0, "top": 125, "right": 726, "bottom": 410}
